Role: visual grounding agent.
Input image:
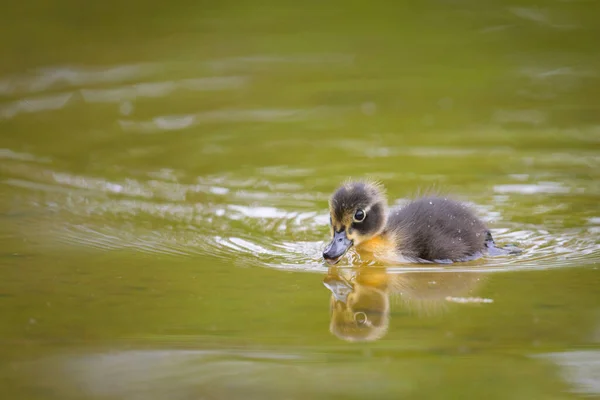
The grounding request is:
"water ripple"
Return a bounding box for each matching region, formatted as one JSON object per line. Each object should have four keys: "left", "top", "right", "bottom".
{"left": 0, "top": 63, "right": 160, "bottom": 96}
{"left": 2, "top": 147, "right": 599, "bottom": 273}
{"left": 80, "top": 76, "right": 248, "bottom": 103}
{"left": 118, "top": 107, "right": 345, "bottom": 133}
{"left": 0, "top": 92, "right": 74, "bottom": 119}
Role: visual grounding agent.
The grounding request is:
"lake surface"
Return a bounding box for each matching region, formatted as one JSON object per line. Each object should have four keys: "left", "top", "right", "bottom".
{"left": 1, "top": 1, "right": 600, "bottom": 399}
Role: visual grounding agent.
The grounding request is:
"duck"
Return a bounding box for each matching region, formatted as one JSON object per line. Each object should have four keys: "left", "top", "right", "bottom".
{"left": 323, "top": 180, "right": 515, "bottom": 265}
{"left": 323, "top": 266, "right": 485, "bottom": 342}
{"left": 324, "top": 267, "right": 390, "bottom": 342}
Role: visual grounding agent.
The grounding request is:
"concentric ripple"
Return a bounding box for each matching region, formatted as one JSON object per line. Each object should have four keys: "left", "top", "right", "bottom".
{"left": 1, "top": 59, "right": 598, "bottom": 274}
{"left": 2, "top": 148, "right": 599, "bottom": 274}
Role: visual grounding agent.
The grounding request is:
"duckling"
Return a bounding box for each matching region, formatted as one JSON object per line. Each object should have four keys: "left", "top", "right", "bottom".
{"left": 323, "top": 266, "right": 485, "bottom": 342}
{"left": 324, "top": 267, "right": 390, "bottom": 342}
{"left": 323, "top": 180, "right": 510, "bottom": 265}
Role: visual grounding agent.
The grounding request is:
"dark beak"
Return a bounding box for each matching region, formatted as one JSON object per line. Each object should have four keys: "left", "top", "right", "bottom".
{"left": 323, "top": 230, "right": 353, "bottom": 265}
{"left": 323, "top": 274, "right": 354, "bottom": 302}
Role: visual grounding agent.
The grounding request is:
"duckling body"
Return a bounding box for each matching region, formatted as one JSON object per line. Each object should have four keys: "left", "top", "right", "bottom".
{"left": 323, "top": 181, "right": 500, "bottom": 264}
{"left": 383, "top": 196, "right": 489, "bottom": 262}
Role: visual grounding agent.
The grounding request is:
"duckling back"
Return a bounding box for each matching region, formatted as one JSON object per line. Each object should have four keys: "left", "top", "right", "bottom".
{"left": 387, "top": 196, "right": 489, "bottom": 262}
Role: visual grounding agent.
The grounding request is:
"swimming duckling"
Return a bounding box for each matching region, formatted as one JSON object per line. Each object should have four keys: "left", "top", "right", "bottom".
{"left": 323, "top": 180, "right": 507, "bottom": 264}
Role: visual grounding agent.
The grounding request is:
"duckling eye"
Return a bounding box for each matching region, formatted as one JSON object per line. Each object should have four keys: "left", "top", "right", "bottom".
{"left": 353, "top": 209, "right": 366, "bottom": 222}
{"left": 354, "top": 311, "right": 368, "bottom": 325}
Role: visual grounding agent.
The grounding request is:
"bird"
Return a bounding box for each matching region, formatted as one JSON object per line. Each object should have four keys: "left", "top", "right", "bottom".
{"left": 323, "top": 180, "right": 516, "bottom": 265}
{"left": 323, "top": 266, "right": 485, "bottom": 342}
{"left": 323, "top": 267, "right": 390, "bottom": 342}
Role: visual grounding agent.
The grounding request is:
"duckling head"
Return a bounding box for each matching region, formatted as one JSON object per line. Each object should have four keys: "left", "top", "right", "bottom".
{"left": 324, "top": 273, "right": 390, "bottom": 342}
{"left": 323, "top": 180, "right": 388, "bottom": 265}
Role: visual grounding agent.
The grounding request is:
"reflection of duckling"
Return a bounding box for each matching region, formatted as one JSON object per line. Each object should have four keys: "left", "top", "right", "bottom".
{"left": 323, "top": 180, "right": 513, "bottom": 265}
{"left": 323, "top": 266, "right": 484, "bottom": 342}
{"left": 324, "top": 267, "right": 390, "bottom": 342}
{"left": 392, "top": 271, "right": 484, "bottom": 316}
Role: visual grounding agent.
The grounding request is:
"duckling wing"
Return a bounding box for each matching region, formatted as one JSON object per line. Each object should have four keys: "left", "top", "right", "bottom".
{"left": 386, "top": 197, "right": 488, "bottom": 262}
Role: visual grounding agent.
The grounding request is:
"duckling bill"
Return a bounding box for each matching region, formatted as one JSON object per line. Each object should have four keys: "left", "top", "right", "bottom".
{"left": 323, "top": 180, "right": 505, "bottom": 264}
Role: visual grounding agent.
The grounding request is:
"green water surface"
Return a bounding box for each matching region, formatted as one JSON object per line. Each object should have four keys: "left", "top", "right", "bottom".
{"left": 1, "top": 1, "right": 600, "bottom": 399}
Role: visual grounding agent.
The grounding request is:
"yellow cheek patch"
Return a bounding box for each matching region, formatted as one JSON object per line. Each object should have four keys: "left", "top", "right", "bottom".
{"left": 356, "top": 235, "right": 394, "bottom": 255}
{"left": 345, "top": 230, "right": 361, "bottom": 243}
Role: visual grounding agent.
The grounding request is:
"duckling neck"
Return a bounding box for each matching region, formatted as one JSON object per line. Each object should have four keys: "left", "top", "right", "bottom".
{"left": 355, "top": 232, "right": 395, "bottom": 256}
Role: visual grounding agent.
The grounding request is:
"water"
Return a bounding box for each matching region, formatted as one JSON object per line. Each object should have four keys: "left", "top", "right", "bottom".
{"left": 1, "top": 1, "right": 600, "bottom": 399}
